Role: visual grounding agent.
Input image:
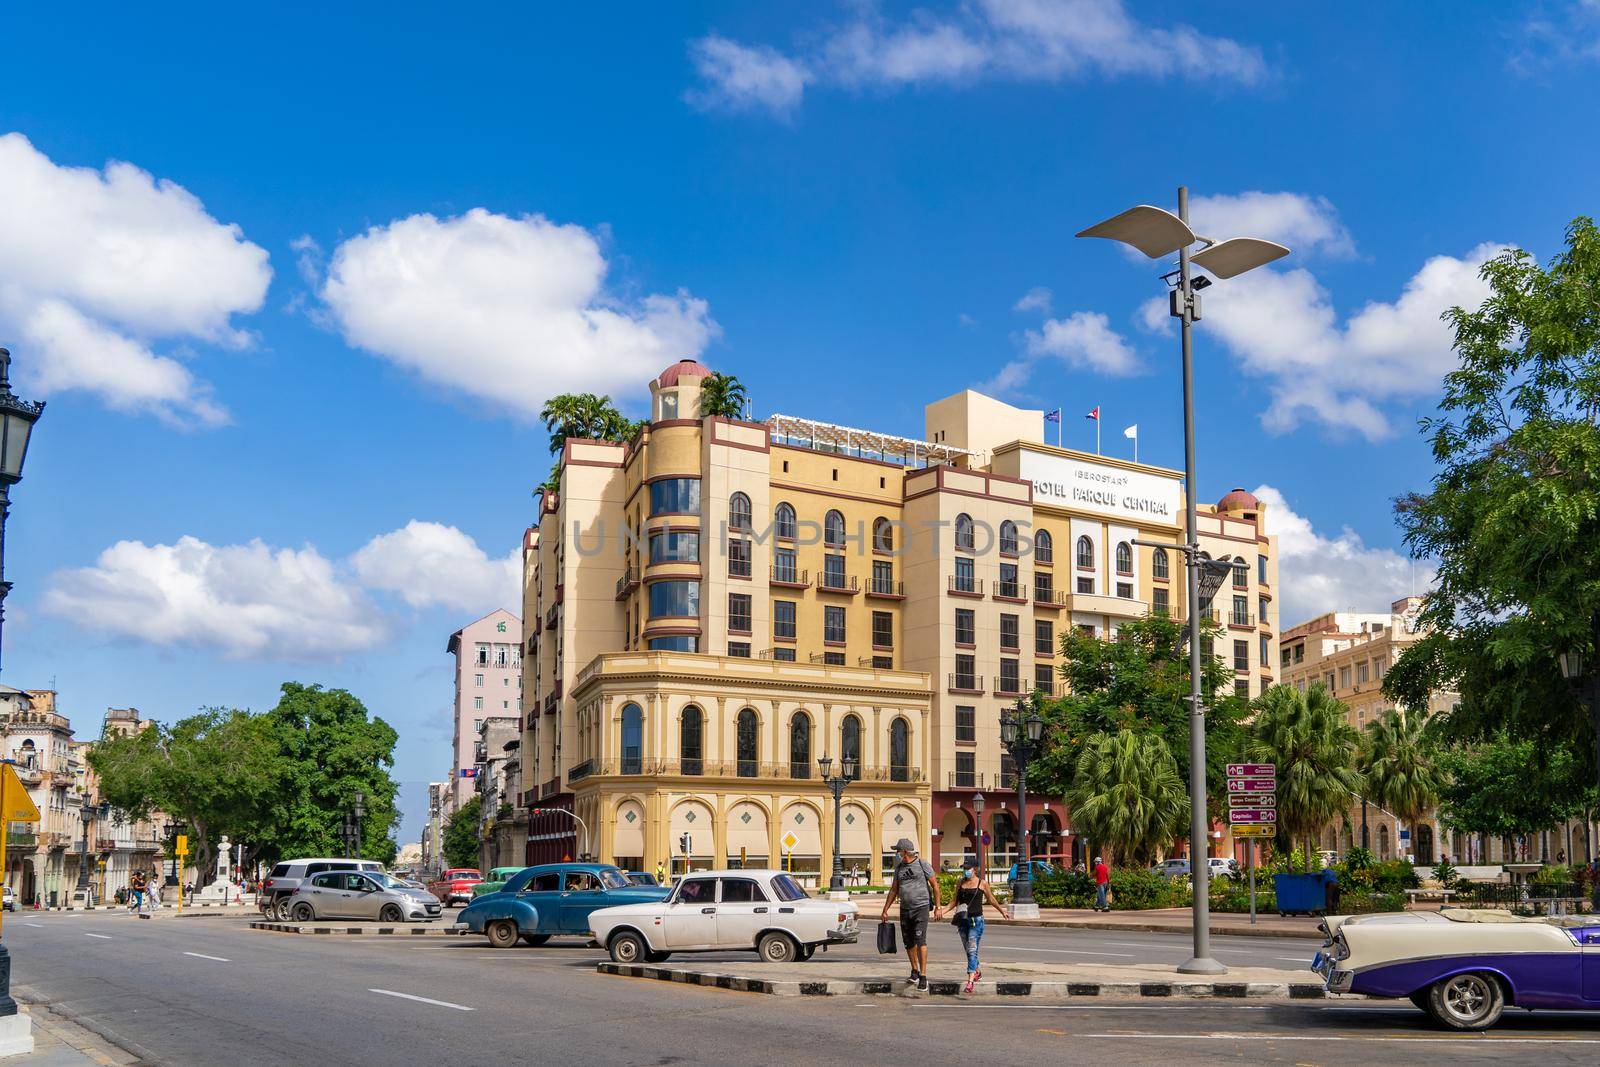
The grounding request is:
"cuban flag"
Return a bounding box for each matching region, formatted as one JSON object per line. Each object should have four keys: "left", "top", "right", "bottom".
{"left": 459, "top": 767, "right": 478, "bottom": 779}
{"left": 1084, "top": 406, "right": 1100, "bottom": 421}
{"left": 1044, "top": 408, "right": 1061, "bottom": 424}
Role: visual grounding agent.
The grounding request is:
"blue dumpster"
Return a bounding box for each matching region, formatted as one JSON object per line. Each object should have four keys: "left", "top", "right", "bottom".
{"left": 1274, "top": 869, "right": 1339, "bottom": 916}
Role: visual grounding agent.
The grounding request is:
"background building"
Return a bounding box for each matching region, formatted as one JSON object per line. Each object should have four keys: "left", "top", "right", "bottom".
{"left": 473, "top": 715, "right": 523, "bottom": 870}
{"left": 519, "top": 361, "right": 1277, "bottom": 880}
{"left": 446, "top": 610, "right": 522, "bottom": 813}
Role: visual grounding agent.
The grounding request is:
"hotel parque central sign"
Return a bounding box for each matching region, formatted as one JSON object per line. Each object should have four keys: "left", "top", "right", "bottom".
{"left": 1018, "top": 449, "right": 1182, "bottom": 525}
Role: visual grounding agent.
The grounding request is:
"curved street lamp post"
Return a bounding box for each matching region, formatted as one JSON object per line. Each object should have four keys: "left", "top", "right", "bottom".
{"left": 818, "top": 755, "right": 858, "bottom": 892}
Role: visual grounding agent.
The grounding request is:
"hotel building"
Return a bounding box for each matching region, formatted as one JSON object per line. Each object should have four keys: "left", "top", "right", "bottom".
{"left": 445, "top": 609, "right": 522, "bottom": 813}
{"left": 519, "top": 361, "right": 1279, "bottom": 877}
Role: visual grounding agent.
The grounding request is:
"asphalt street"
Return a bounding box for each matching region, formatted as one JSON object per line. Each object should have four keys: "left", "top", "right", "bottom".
{"left": 8, "top": 911, "right": 1599, "bottom": 1065}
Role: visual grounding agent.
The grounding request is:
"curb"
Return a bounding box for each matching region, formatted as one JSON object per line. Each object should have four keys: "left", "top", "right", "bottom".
{"left": 249, "top": 921, "right": 466, "bottom": 936}
{"left": 13, "top": 983, "right": 163, "bottom": 1066}
{"left": 986, "top": 917, "right": 1319, "bottom": 940}
{"left": 595, "top": 963, "right": 1327, "bottom": 999}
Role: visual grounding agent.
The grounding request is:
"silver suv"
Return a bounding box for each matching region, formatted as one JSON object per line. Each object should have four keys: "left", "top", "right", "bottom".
{"left": 261, "top": 857, "right": 385, "bottom": 921}
{"left": 287, "top": 871, "right": 441, "bottom": 923}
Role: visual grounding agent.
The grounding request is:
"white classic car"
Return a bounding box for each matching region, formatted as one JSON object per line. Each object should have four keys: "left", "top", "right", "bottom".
{"left": 589, "top": 868, "right": 858, "bottom": 964}
{"left": 1315, "top": 908, "right": 1600, "bottom": 1030}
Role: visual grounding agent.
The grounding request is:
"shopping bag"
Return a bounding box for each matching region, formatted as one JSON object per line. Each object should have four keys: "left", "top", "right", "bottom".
{"left": 876, "top": 920, "right": 897, "bottom": 955}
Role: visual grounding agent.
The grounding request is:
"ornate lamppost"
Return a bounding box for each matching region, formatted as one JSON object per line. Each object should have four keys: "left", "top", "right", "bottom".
{"left": 818, "top": 755, "right": 857, "bottom": 892}
{"left": 972, "top": 792, "right": 985, "bottom": 872}
{"left": 1000, "top": 699, "right": 1045, "bottom": 917}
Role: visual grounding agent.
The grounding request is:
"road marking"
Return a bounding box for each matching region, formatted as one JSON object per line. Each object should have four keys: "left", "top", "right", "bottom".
{"left": 20, "top": 923, "right": 42, "bottom": 928}
{"left": 1275, "top": 956, "right": 1313, "bottom": 963}
{"left": 987, "top": 945, "right": 1136, "bottom": 957}
{"left": 368, "top": 988, "right": 474, "bottom": 1011}
{"left": 84, "top": 933, "right": 113, "bottom": 940}
{"left": 1075, "top": 1032, "right": 1600, "bottom": 1044}
{"left": 183, "top": 951, "right": 231, "bottom": 962}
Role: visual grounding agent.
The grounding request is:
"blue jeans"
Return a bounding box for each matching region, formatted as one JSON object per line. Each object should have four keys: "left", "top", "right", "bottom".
{"left": 1095, "top": 884, "right": 1109, "bottom": 909}
{"left": 955, "top": 915, "right": 985, "bottom": 972}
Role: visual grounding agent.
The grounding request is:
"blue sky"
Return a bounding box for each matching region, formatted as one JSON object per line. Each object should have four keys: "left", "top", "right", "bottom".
{"left": 2, "top": 2, "right": 1596, "bottom": 843}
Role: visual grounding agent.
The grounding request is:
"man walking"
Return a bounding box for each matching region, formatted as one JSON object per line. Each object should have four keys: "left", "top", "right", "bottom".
{"left": 127, "top": 869, "right": 146, "bottom": 914}
{"left": 880, "top": 838, "right": 939, "bottom": 990}
{"left": 1092, "top": 855, "right": 1110, "bottom": 912}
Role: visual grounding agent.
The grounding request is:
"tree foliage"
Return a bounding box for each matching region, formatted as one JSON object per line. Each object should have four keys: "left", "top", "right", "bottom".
{"left": 1389, "top": 218, "right": 1600, "bottom": 775}
{"left": 1063, "top": 730, "right": 1189, "bottom": 867}
{"left": 537, "top": 392, "right": 643, "bottom": 493}
{"left": 697, "top": 372, "right": 749, "bottom": 418}
{"left": 442, "top": 796, "right": 483, "bottom": 870}
{"left": 1434, "top": 731, "right": 1592, "bottom": 839}
{"left": 1248, "top": 685, "right": 1364, "bottom": 868}
{"left": 1358, "top": 708, "right": 1444, "bottom": 831}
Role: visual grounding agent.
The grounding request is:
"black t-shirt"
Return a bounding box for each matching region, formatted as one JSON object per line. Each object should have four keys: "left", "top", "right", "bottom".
{"left": 955, "top": 884, "right": 984, "bottom": 918}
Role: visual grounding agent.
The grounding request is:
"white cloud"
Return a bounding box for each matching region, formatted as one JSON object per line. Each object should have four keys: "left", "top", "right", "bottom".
{"left": 1197, "top": 243, "right": 1505, "bottom": 440}
{"left": 351, "top": 521, "right": 519, "bottom": 614}
{"left": 1189, "top": 192, "right": 1355, "bottom": 260}
{"left": 1023, "top": 311, "right": 1139, "bottom": 374}
{"left": 0, "top": 132, "right": 271, "bottom": 425}
{"left": 316, "top": 208, "right": 717, "bottom": 417}
{"left": 689, "top": 0, "right": 1270, "bottom": 115}
{"left": 43, "top": 536, "right": 384, "bottom": 659}
{"left": 1013, "top": 286, "right": 1053, "bottom": 314}
{"left": 1512, "top": 2, "right": 1600, "bottom": 71}
{"left": 1257, "top": 484, "right": 1434, "bottom": 628}
{"left": 686, "top": 36, "right": 812, "bottom": 114}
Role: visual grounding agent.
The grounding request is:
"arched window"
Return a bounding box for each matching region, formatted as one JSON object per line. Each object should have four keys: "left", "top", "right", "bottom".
{"left": 621, "top": 703, "right": 643, "bottom": 775}
{"left": 774, "top": 502, "right": 797, "bottom": 540}
{"left": 889, "top": 718, "right": 909, "bottom": 782}
{"left": 680, "top": 705, "right": 703, "bottom": 776}
{"left": 1232, "top": 556, "right": 1249, "bottom": 589}
{"left": 1076, "top": 535, "right": 1094, "bottom": 569}
{"left": 1152, "top": 547, "right": 1169, "bottom": 580}
{"left": 955, "top": 513, "right": 975, "bottom": 552}
{"left": 999, "top": 520, "right": 1018, "bottom": 555}
{"left": 790, "top": 712, "right": 813, "bottom": 779}
{"left": 841, "top": 715, "right": 862, "bottom": 780}
{"left": 1035, "top": 529, "right": 1053, "bottom": 564}
{"left": 728, "top": 492, "right": 752, "bottom": 532}
{"left": 824, "top": 510, "right": 845, "bottom": 548}
{"left": 872, "top": 517, "right": 894, "bottom": 553}
{"left": 1115, "top": 542, "right": 1133, "bottom": 575}
{"left": 736, "top": 709, "right": 759, "bottom": 777}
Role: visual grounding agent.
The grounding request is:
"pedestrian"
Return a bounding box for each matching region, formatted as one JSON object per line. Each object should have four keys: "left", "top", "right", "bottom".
{"left": 1557, "top": 849, "right": 1566, "bottom": 865}
{"left": 879, "top": 837, "right": 939, "bottom": 991}
{"left": 146, "top": 870, "right": 162, "bottom": 909}
{"left": 655, "top": 860, "right": 667, "bottom": 886}
{"left": 935, "top": 863, "right": 1006, "bottom": 995}
{"left": 127, "top": 869, "right": 146, "bottom": 914}
{"left": 1092, "top": 855, "right": 1111, "bottom": 912}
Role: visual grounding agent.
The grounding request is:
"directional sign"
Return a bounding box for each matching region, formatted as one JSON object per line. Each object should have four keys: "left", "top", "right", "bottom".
{"left": 1228, "top": 809, "right": 1277, "bottom": 824}
{"left": 780, "top": 831, "right": 799, "bottom": 853}
{"left": 1232, "top": 825, "right": 1275, "bottom": 838}
{"left": 176, "top": 834, "right": 189, "bottom": 855}
{"left": 1228, "top": 793, "right": 1276, "bottom": 808}
{"left": 0, "top": 764, "right": 39, "bottom": 822}
{"left": 1227, "top": 777, "right": 1277, "bottom": 794}
{"left": 1227, "top": 763, "right": 1276, "bottom": 778}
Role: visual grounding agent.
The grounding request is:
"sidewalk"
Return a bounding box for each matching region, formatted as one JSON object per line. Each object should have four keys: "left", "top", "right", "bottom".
{"left": 11, "top": 1000, "right": 141, "bottom": 1066}
{"left": 989, "top": 907, "right": 1324, "bottom": 939}
{"left": 596, "top": 958, "right": 1329, "bottom": 999}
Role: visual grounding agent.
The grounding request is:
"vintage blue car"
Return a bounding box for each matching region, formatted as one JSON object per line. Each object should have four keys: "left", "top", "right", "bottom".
{"left": 455, "top": 863, "right": 670, "bottom": 949}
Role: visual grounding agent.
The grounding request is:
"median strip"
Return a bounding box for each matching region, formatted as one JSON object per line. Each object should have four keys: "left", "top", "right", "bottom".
{"left": 249, "top": 921, "right": 465, "bottom": 936}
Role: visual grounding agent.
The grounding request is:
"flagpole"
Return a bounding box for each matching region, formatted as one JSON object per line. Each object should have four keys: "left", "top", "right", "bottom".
{"left": 1096, "top": 418, "right": 1101, "bottom": 455}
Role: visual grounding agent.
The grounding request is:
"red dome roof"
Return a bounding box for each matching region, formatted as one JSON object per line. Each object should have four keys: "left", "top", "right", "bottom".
{"left": 1217, "top": 487, "right": 1260, "bottom": 511}
{"left": 656, "top": 359, "right": 710, "bottom": 388}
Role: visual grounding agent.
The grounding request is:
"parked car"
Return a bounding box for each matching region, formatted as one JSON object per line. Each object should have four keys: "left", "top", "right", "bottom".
{"left": 1006, "top": 860, "right": 1058, "bottom": 882}
{"left": 1314, "top": 908, "right": 1600, "bottom": 1030}
{"left": 428, "top": 868, "right": 483, "bottom": 906}
{"left": 472, "top": 867, "right": 529, "bottom": 898}
{"left": 1152, "top": 857, "right": 1240, "bottom": 880}
{"left": 625, "top": 871, "right": 659, "bottom": 886}
{"left": 456, "top": 863, "right": 669, "bottom": 949}
{"left": 2, "top": 885, "right": 13, "bottom": 911}
{"left": 590, "top": 869, "right": 859, "bottom": 965}
{"left": 286, "top": 871, "right": 441, "bottom": 923}
{"left": 260, "top": 857, "right": 386, "bottom": 921}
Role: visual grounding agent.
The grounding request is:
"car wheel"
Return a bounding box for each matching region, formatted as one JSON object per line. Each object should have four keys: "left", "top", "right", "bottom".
{"left": 757, "top": 932, "right": 798, "bottom": 964}
{"left": 379, "top": 904, "right": 403, "bottom": 923}
{"left": 609, "top": 930, "right": 648, "bottom": 964}
{"left": 644, "top": 950, "right": 672, "bottom": 963}
{"left": 1427, "top": 972, "right": 1505, "bottom": 1031}
{"left": 292, "top": 902, "right": 315, "bottom": 922}
{"left": 276, "top": 899, "right": 296, "bottom": 922}
{"left": 521, "top": 934, "right": 551, "bottom": 946}
{"left": 486, "top": 920, "right": 519, "bottom": 949}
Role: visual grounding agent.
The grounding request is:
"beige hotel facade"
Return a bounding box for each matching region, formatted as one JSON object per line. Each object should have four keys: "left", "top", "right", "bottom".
{"left": 519, "top": 360, "right": 1279, "bottom": 878}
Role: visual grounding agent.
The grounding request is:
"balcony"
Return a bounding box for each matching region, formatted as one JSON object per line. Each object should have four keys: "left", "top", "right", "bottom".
{"left": 770, "top": 566, "right": 811, "bottom": 589}
{"left": 948, "top": 673, "right": 984, "bottom": 695}
{"left": 994, "top": 676, "right": 1025, "bottom": 696}
{"left": 947, "top": 770, "right": 985, "bottom": 790}
{"left": 567, "top": 759, "right": 595, "bottom": 784}
{"left": 572, "top": 758, "right": 924, "bottom": 784}
{"left": 1227, "top": 613, "right": 1257, "bottom": 629}
{"left": 1033, "top": 586, "right": 1067, "bottom": 609}
{"left": 948, "top": 575, "right": 983, "bottom": 598}
{"left": 866, "top": 577, "right": 905, "bottom": 599}
{"left": 992, "top": 581, "right": 1026, "bottom": 602}
{"left": 4, "top": 830, "right": 36, "bottom": 849}
{"left": 545, "top": 605, "right": 559, "bottom": 630}
{"left": 615, "top": 569, "right": 639, "bottom": 599}
{"left": 543, "top": 693, "right": 559, "bottom": 716}
{"left": 1065, "top": 591, "right": 1149, "bottom": 619}
{"left": 817, "top": 573, "right": 859, "bottom": 595}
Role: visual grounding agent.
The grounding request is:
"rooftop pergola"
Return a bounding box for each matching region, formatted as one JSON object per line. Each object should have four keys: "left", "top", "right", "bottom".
{"left": 766, "top": 412, "right": 974, "bottom": 469}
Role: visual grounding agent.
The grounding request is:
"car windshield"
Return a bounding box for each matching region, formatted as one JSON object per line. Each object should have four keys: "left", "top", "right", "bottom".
{"left": 372, "top": 874, "right": 418, "bottom": 889}
{"left": 452, "top": 873, "right": 482, "bottom": 881}
{"left": 770, "top": 875, "right": 808, "bottom": 902}
{"left": 598, "top": 869, "right": 628, "bottom": 890}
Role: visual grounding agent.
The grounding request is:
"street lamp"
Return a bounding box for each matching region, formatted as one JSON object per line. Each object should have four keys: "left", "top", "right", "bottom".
{"left": 818, "top": 755, "right": 857, "bottom": 892}
{"left": 1557, "top": 648, "right": 1600, "bottom": 910}
{"left": 971, "top": 792, "right": 985, "bottom": 872}
{"left": 0, "top": 349, "right": 42, "bottom": 677}
{"left": 1078, "top": 189, "right": 1290, "bottom": 976}
{"left": 999, "top": 699, "right": 1046, "bottom": 917}
{"left": 76, "top": 802, "right": 95, "bottom": 890}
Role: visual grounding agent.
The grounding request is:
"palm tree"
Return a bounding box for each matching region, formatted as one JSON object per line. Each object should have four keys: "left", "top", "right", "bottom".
{"left": 1359, "top": 708, "right": 1443, "bottom": 838}
{"left": 1248, "top": 684, "right": 1364, "bottom": 868}
{"left": 539, "top": 392, "right": 637, "bottom": 454}
{"left": 698, "top": 372, "right": 749, "bottom": 419}
{"left": 1064, "top": 729, "right": 1189, "bottom": 867}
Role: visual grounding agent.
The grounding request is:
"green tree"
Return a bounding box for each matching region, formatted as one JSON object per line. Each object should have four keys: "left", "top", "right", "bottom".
{"left": 1248, "top": 685, "right": 1363, "bottom": 869}
{"left": 263, "top": 683, "right": 401, "bottom": 865}
{"left": 1434, "top": 731, "right": 1589, "bottom": 844}
{"left": 1063, "top": 730, "right": 1189, "bottom": 867}
{"left": 1388, "top": 218, "right": 1600, "bottom": 802}
{"left": 442, "top": 796, "right": 483, "bottom": 870}
{"left": 87, "top": 709, "right": 279, "bottom": 882}
{"left": 537, "top": 392, "right": 643, "bottom": 492}
{"left": 697, "top": 371, "right": 749, "bottom": 419}
{"left": 1358, "top": 708, "right": 1445, "bottom": 837}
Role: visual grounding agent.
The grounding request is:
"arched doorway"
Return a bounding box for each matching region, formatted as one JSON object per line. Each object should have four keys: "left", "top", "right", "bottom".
{"left": 1414, "top": 824, "right": 1435, "bottom": 865}
{"left": 780, "top": 802, "right": 822, "bottom": 881}
{"left": 939, "top": 807, "right": 975, "bottom": 866}
{"left": 990, "top": 811, "right": 1018, "bottom": 872}
{"left": 669, "top": 800, "right": 714, "bottom": 875}
{"left": 838, "top": 802, "right": 872, "bottom": 883}
{"left": 1378, "top": 824, "right": 1391, "bottom": 860}
{"left": 1030, "top": 810, "right": 1063, "bottom": 865}
{"left": 726, "top": 801, "right": 769, "bottom": 870}
{"left": 612, "top": 799, "right": 646, "bottom": 870}
{"left": 881, "top": 805, "right": 919, "bottom": 881}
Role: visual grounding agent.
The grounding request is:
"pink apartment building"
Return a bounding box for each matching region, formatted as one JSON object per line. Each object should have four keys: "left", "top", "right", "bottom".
{"left": 445, "top": 609, "right": 522, "bottom": 812}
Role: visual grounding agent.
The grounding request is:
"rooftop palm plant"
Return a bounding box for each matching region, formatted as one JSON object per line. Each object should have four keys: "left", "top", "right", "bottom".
{"left": 697, "top": 371, "right": 749, "bottom": 419}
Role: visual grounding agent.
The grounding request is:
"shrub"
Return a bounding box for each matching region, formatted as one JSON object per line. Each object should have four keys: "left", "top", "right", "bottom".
{"left": 1343, "top": 845, "right": 1375, "bottom": 872}
{"left": 1030, "top": 869, "right": 1096, "bottom": 908}
{"left": 1106, "top": 868, "right": 1171, "bottom": 910}
{"left": 1211, "top": 881, "right": 1275, "bottom": 913}
{"left": 1432, "top": 858, "right": 1459, "bottom": 888}
{"left": 1370, "top": 859, "right": 1420, "bottom": 892}
{"left": 1531, "top": 863, "right": 1570, "bottom": 886}
{"left": 1339, "top": 890, "right": 1406, "bottom": 913}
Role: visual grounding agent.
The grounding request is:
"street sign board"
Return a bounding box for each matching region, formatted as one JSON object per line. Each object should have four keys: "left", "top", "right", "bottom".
{"left": 1228, "top": 809, "right": 1277, "bottom": 824}
{"left": 1232, "top": 825, "right": 1275, "bottom": 838}
{"left": 1227, "top": 777, "right": 1276, "bottom": 794}
{"left": 0, "top": 764, "right": 39, "bottom": 822}
{"left": 1227, "top": 763, "right": 1276, "bottom": 778}
{"left": 1228, "top": 793, "right": 1275, "bottom": 807}
{"left": 176, "top": 834, "right": 189, "bottom": 854}
{"left": 780, "top": 831, "right": 799, "bottom": 853}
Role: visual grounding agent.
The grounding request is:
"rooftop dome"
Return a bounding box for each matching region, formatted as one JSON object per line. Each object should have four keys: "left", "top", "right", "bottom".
{"left": 656, "top": 359, "right": 710, "bottom": 388}
{"left": 1217, "top": 487, "right": 1260, "bottom": 511}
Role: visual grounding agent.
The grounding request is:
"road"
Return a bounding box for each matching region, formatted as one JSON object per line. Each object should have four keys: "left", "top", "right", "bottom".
{"left": 7, "top": 911, "right": 1598, "bottom": 1065}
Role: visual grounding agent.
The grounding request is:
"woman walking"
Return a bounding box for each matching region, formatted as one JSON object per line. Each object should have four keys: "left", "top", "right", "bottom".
{"left": 935, "top": 864, "right": 1006, "bottom": 994}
